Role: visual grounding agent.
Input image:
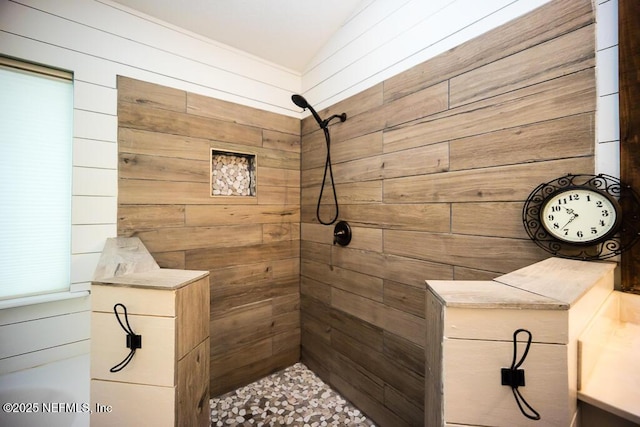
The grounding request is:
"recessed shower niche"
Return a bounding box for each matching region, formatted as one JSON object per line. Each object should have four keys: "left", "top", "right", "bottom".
{"left": 210, "top": 149, "right": 256, "bottom": 197}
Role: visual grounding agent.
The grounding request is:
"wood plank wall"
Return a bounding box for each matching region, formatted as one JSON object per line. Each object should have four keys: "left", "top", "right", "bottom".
{"left": 116, "top": 76, "right": 301, "bottom": 396}
{"left": 300, "top": 1, "right": 596, "bottom": 426}
{"left": 619, "top": 0, "right": 640, "bottom": 293}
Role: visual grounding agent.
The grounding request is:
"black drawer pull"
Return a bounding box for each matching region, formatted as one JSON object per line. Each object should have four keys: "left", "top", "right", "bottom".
{"left": 110, "top": 303, "right": 142, "bottom": 373}
{"left": 501, "top": 328, "right": 540, "bottom": 421}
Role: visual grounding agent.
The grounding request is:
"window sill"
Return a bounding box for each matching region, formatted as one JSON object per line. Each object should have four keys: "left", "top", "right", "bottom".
{"left": 0, "top": 290, "right": 90, "bottom": 310}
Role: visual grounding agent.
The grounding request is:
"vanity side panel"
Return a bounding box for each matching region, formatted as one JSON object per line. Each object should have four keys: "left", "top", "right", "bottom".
{"left": 177, "top": 337, "right": 210, "bottom": 427}
{"left": 176, "top": 276, "right": 210, "bottom": 360}
{"left": 425, "top": 287, "right": 445, "bottom": 427}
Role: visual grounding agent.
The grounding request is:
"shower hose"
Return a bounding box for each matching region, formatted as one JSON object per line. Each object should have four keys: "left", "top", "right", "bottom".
{"left": 317, "top": 126, "right": 339, "bottom": 225}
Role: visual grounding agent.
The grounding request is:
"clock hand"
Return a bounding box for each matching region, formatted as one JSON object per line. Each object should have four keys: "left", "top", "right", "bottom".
{"left": 559, "top": 213, "right": 578, "bottom": 230}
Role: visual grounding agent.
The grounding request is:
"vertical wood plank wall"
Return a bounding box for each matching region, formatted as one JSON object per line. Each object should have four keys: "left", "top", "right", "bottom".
{"left": 300, "top": 1, "right": 596, "bottom": 426}
{"left": 116, "top": 76, "right": 301, "bottom": 396}
{"left": 619, "top": 0, "right": 640, "bottom": 293}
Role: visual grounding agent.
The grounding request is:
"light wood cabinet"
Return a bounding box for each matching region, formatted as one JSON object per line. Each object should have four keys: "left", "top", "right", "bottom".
{"left": 425, "top": 258, "right": 616, "bottom": 427}
{"left": 90, "top": 269, "right": 210, "bottom": 427}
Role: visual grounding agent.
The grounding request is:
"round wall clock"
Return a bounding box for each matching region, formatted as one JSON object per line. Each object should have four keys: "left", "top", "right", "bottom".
{"left": 539, "top": 186, "right": 621, "bottom": 245}
{"left": 523, "top": 174, "right": 640, "bottom": 260}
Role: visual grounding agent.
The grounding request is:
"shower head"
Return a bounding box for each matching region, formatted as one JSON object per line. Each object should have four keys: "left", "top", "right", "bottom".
{"left": 291, "top": 94, "right": 309, "bottom": 109}
{"left": 292, "top": 94, "right": 347, "bottom": 226}
{"left": 291, "top": 94, "right": 347, "bottom": 129}
{"left": 291, "top": 94, "right": 325, "bottom": 128}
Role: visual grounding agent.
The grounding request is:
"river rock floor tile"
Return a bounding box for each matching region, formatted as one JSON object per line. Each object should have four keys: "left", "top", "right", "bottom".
{"left": 210, "top": 362, "right": 376, "bottom": 426}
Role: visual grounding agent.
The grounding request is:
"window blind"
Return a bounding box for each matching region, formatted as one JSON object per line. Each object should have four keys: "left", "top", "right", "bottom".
{"left": 0, "top": 60, "right": 73, "bottom": 300}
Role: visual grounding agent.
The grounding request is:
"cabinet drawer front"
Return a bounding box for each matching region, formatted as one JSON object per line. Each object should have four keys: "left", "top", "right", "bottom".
{"left": 443, "top": 338, "right": 572, "bottom": 427}
{"left": 91, "top": 312, "right": 175, "bottom": 386}
{"left": 445, "top": 307, "right": 568, "bottom": 344}
{"left": 92, "top": 284, "right": 175, "bottom": 317}
{"left": 91, "top": 380, "right": 175, "bottom": 426}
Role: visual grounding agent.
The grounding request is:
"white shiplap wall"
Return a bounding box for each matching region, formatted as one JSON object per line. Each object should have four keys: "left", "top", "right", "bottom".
{"left": 0, "top": 0, "right": 300, "bottom": 374}
{"left": 301, "top": 0, "right": 555, "bottom": 110}
{"left": 595, "top": 0, "right": 620, "bottom": 177}
{"left": 0, "top": 0, "right": 618, "bottom": 377}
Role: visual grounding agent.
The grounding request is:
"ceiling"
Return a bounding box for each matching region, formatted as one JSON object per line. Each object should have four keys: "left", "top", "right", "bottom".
{"left": 111, "top": 0, "right": 369, "bottom": 73}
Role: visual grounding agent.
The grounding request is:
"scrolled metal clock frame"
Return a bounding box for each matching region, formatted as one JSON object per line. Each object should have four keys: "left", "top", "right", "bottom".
{"left": 523, "top": 173, "right": 640, "bottom": 260}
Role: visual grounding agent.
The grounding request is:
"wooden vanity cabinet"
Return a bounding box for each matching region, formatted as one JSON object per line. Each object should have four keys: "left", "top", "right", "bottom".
{"left": 90, "top": 269, "right": 210, "bottom": 427}
{"left": 425, "top": 258, "right": 615, "bottom": 427}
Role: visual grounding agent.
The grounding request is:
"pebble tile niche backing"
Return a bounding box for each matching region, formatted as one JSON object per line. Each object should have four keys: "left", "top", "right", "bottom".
{"left": 211, "top": 149, "right": 256, "bottom": 196}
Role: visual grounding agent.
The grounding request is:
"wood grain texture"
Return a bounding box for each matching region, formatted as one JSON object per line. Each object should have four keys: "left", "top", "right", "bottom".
{"left": 118, "top": 76, "right": 300, "bottom": 397}
{"left": 336, "top": 203, "right": 451, "bottom": 232}
{"left": 449, "top": 114, "right": 594, "bottom": 171}
{"left": 384, "top": 69, "right": 596, "bottom": 154}
{"left": 451, "top": 202, "right": 528, "bottom": 239}
{"left": 118, "top": 101, "right": 263, "bottom": 146}
{"left": 118, "top": 205, "right": 185, "bottom": 234}
{"left": 384, "top": 157, "right": 593, "bottom": 203}
{"left": 449, "top": 24, "right": 595, "bottom": 108}
{"left": 331, "top": 328, "right": 424, "bottom": 406}
{"left": 187, "top": 92, "right": 299, "bottom": 135}
{"left": 176, "top": 277, "right": 209, "bottom": 360}
{"left": 383, "top": 0, "right": 594, "bottom": 102}
{"left": 300, "top": 5, "right": 597, "bottom": 423}
{"left": 384, "top": 230, "right": 548, "bottom": 273}
{"left": 185, "top": 205, "right": 299, "bottom": 226}
{"left": 619, "top": 0, "right": 640, "bottom": 293}
{"left": 425, "top": 289, "right": 444, "bottom": 427}
{"left": 119, "top": 153, "right": 209, "bottom": 182}
{"left": 117, "top": 77, "right": 186, "bottom": 112}
{"left": 177, "top": 337, "right": 210, "bottom": 427}
{"left": 330, "top": 373, "right": 412, "bottom": 427}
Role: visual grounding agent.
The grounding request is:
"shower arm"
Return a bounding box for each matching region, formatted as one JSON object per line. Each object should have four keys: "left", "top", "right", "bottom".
{"left": 321, "top": 113, "right": 347, "bottom": 129}
{"left": 291, "top": 94, "right": 347, "bottom": 129}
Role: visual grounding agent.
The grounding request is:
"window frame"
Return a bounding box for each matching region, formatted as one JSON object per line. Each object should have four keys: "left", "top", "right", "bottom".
{"left": 0, "top": 56, "right": 76, "bottom": 305}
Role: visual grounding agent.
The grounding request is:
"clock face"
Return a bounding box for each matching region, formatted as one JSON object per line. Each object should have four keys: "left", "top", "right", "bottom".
{"left": 540, "top": 187, "right": 621, "bottom": 244}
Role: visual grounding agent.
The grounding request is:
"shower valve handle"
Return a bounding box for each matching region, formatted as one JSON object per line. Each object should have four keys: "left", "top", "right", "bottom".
{"left": 333, "top": 221, "right": 352, "bottom": 246}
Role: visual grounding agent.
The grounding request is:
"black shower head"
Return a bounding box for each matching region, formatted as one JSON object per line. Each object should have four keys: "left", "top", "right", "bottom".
{"left": 291, "top": 94, "right": 347, "bottom": 130}
{"left": 291, "top": 94, "right": 309, "bottom": 109}
{"left": 291, "top": 94, "right": 325, "bottom": 128}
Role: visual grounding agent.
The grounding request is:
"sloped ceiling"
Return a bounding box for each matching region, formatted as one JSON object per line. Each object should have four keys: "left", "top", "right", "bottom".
{"left": 110, "top": 0, "right": 369, "bottom": 73}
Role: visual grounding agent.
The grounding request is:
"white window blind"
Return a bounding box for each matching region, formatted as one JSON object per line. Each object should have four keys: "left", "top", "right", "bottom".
{"left": 0, "top": 59, "right": 73, "bottom": 301}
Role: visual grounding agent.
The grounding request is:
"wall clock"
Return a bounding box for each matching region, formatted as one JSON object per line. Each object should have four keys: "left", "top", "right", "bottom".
{"left": 523, "top": 174, "right": 640, "bottom": 260}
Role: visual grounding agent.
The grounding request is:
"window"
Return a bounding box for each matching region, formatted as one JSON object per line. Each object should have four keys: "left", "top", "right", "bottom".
{"left": 0, "top": 57, "right": 73, "bottom": 301}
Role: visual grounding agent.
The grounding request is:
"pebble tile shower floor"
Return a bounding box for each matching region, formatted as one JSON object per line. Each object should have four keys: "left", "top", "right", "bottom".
{"left": 210, "top": 363, "right": 376, "bottom": 426}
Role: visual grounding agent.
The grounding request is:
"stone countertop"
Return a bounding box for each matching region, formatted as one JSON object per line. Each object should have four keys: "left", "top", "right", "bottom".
{"left": 494, "top": 257, "right": 617, "bottom": 306}
{"left": 92, "top": 236, "right": 208, "bottom": 290}
{"left": 426, "top": 280, "right": 567, "bottom": 310}
{"left": 94, "top": 268, "right": 209, "bottom": 290}
{"left": 426, "top": 257, "right": 617, "bottom": 310}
